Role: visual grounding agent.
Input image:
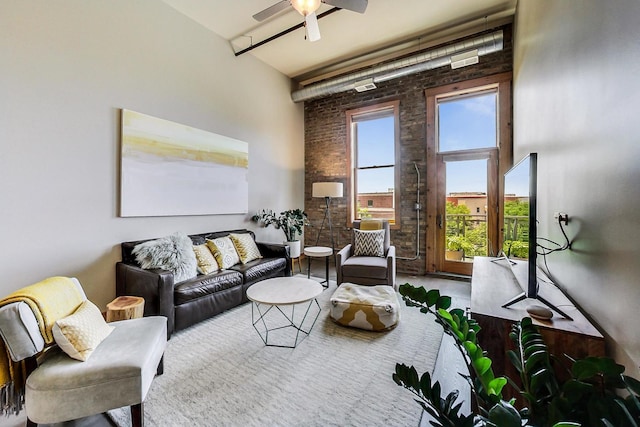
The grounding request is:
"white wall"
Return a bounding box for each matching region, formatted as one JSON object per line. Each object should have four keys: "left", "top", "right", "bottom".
{"left": 514, "top": 0, "right": 640, "bottom": 376}
{"left": 0, "top": 1, "right": 303, "bottom": 309}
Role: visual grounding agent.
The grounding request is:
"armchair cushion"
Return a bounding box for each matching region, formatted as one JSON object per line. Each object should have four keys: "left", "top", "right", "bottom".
{"left": 353, "top": 229, "right": 385, "bottom": 257}
{"left": 52, "top": 300, "right": 114, "bottom": 361}
{"left": 342, "top": 256, "right": 389, "bottom": 280}
{"left": 26, "top": 316, "right": 167, "bottom": 424}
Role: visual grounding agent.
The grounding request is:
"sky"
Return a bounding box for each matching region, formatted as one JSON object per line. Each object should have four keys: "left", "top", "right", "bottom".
{"left": 354, "top": 91, "right": 534, "bottom": 196}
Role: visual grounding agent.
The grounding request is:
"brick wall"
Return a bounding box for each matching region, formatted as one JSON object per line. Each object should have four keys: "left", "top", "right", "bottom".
{"left": 304, "top": 25, "right": 513, "bottom": 275}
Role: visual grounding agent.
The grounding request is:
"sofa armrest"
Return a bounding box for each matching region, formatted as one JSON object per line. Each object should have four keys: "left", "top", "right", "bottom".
{"left": 116, "top": 262, "right": 175, "bottom": 337}
{"left": 386, "top": 245, "right": 397, "bottom": 289}
{"left": 256, "top": 242, "right": 292, "bottom": 276}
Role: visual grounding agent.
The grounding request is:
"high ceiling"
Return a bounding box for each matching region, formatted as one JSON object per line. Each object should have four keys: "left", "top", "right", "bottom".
{"left": 162, "top": 0, "right": 516, "bottom": 83}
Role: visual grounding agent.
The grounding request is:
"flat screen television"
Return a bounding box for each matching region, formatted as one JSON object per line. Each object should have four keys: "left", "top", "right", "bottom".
{"left": 498, "top": 152, "right": 572, "bottom": 319}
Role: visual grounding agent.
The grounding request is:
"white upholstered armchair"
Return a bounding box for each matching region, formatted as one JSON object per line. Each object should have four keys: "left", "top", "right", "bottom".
{"left": 0, "top": 277, "right": 166, "bottom": 426}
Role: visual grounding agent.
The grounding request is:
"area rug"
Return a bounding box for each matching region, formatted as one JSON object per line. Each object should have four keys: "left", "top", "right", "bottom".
{"left": 108, "top": 277, "right": 443, "bottom": 426}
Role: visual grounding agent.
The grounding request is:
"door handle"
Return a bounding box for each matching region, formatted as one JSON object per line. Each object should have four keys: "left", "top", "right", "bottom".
{"left": 436, "top": 214, "right": 443, "bottom": 229}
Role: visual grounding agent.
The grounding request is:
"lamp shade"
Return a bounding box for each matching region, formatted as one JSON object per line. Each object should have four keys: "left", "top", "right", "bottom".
{"left": 312, "top": 182, "right": 343, "bottom": 198}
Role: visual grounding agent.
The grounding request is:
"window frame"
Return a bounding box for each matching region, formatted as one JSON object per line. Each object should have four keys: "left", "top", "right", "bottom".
{"left": 425, "top": 72, "right": 513, "bottom": 273}
{"left": 346, "top": 100, "right": 401, "bottom": 228}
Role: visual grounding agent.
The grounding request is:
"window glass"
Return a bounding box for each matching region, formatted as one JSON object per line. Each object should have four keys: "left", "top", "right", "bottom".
{"left": 438, "top": 91, "right": 497, "bottom": 152}
{"left": 348, "top": 103, "right": 398, "bottom": 224}
{"left": 356, "top": 117, "right": 395, "bottom": 167}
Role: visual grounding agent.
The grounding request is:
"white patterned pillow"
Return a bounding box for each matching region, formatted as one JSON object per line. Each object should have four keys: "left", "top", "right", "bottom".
{"left": 229, "top": 233, "right": 262, "bottom": 264}
{"left": 353, "top": 229, "right": 385, "bottom": 257}
{"left": 206, "top": 237, "right": 240, "bottom": 269}
{"left": 53, "top": 300, "right": 115, "bottom": 361}
{"left": 132, "top": 232, "right": 198, "bottom": 283}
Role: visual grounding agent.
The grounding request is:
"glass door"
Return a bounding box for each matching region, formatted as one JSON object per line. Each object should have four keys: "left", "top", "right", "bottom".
{"left": 436, "top": 153, "right": 497, "bottom": 275}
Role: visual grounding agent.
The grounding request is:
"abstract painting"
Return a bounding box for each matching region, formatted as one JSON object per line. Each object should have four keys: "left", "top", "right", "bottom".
{"left": 120, "top": 109, "right": 248, "bottom": 217}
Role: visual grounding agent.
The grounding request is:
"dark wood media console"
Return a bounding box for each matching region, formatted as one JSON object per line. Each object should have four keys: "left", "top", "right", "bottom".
{"left": 470, "top": 256, "right": 604, "bottom": 398}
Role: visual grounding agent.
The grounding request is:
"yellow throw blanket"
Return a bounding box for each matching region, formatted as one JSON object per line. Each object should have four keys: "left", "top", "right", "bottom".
{"left": 0, "top": 276, "right": 84, "bottom": 415}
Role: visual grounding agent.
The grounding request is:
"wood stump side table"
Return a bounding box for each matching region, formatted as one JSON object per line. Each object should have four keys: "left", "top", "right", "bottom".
{"left": 106, "top": 296, "right": 145, "bottom": 322}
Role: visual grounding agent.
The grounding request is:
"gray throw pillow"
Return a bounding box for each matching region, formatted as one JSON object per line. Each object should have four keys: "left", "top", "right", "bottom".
{"left": 132, "top": 232, "right": 198, "bottom": 283}
{"left": 353, "top": 229, "right": 385, "bottom": 257}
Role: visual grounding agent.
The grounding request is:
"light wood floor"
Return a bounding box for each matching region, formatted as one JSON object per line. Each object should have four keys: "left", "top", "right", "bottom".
{"left": 3, "top": 259, "right": 470, "bottom": 427}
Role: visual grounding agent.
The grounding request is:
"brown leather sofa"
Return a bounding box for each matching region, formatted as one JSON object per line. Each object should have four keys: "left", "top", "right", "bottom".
{"left": 116, "top": 229, "right": 291, "bottom": 338}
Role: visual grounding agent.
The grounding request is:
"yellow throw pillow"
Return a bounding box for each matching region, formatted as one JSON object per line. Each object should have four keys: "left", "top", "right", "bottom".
{"left": 229, "top": 233, "right": 263, "bottom": 264}
{"left": 52, "top": 300, "right": 115, "bottom": 361}
{"left": 206, "top": 236, "right": 240, "bottom": 269}
{"left": 360, "top": 219, "right": 383, "bottom": 230}
{"left": 193, "top": 244, "right": 219, "bottom": 274}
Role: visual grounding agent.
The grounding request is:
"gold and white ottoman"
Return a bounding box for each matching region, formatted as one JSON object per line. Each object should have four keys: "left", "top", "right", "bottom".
{"left": 329, "top": 283, "right": 400, "bottom": 331}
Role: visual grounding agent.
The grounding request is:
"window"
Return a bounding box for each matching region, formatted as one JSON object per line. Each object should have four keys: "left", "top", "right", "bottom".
{"left": 425, "top": 72, "right": 512, "bottom": 275}
{"left": 437, "top": 89, "right": 498, "bottom": 153}
{"left": 346, "top": 101, "right": 399, "bottom": 226}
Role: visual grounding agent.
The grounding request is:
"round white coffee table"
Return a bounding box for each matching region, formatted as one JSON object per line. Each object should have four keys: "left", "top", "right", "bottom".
{"left": 246, "top": 277, "right": 323, "bottom": 348}
{"left": 303, "top": 246, "right": 333, "bottom": 287}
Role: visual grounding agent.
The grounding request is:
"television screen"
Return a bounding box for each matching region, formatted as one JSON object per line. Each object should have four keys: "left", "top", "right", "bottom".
{"left": 502, "top": 152, "right": 537, "bottom": 298}
{"left": 499, "top": 153, "right": 572, "bottom": 319}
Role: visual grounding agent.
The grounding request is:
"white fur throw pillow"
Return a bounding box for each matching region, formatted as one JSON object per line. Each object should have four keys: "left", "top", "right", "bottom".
{"left": 132, "top": 232, "right": 198, "bottom": 283}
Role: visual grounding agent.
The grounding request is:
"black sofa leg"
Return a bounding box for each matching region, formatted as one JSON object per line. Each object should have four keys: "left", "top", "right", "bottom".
{"left": 131, "top": 402, "right": 144, "bottom": 427}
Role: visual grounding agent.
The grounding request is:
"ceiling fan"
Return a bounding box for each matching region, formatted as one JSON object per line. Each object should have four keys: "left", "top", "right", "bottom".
{"left": 252, "top": 0, "right": 368, "bottom": 42}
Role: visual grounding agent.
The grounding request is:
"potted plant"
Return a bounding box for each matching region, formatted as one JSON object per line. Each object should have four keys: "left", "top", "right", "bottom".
{"left": 392, "top": 283, "right": 640, "bottom": 427}
{"left": 445, "top": 235, "right": 466, "bottom": 261}
{"left": 252, "top": 209, "right": 309, "bottom": 258}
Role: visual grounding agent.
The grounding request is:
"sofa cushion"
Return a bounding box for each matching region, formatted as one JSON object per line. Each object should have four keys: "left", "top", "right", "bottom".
{"left": 173, "top": 270, "right": 243, "bottom": 305}
{"left": 229, "top": 233, "right": 262, "bottom": 264}
{"left": 206, "top": 237, "right": 240, "bottom": 269}
{"left": 230, "top": 257, "right": 286, "bottom": 283}
{"left": 132, "top": 233, "right": 198, "bottom": 283}
{"left": 193, "top": 244, "right": 219, "bottom": 274}
{"left": 342, "top": 256, "right": 388, "bottom": 280}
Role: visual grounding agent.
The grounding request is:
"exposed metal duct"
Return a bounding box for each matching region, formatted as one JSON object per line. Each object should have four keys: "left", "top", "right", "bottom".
{"left": 291, "top": 30, "right": 503, "bottom": 103}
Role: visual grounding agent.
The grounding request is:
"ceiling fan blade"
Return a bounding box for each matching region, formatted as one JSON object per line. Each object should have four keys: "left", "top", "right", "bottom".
{"left": 305, "top": 12, "right": 321, "bottom": 42}
{"left": 322, "top": 0, "right": 367, "bottom": 13}
{"left": 252, "top": 0, "right": 291, "bottom": 21}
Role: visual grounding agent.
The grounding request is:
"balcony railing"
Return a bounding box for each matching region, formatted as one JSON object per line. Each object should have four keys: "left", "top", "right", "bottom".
{"left": 445, "top": 214, "right": 530, "bottom": 262}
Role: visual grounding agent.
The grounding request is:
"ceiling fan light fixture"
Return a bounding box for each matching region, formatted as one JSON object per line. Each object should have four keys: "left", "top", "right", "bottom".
{"left": 291, "top": 0, "right": 321, "bottom": 16}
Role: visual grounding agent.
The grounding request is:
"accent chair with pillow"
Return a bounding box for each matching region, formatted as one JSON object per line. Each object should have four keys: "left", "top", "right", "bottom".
{"left": 336, "top": 220, "right": 396, "bottom": 289}
{"left": 0, "top": 277, "right": 166, "bottom": 427}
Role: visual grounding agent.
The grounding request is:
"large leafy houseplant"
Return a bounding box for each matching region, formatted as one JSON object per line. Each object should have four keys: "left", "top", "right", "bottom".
{"left": 392, "top": 283, "right": 640, "bottom": 427}
{"left": 252, "top": 209, "right": 309, "bottom": 242}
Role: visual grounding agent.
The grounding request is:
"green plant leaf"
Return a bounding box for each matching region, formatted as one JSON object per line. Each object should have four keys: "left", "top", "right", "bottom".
{"left": 552, "top": 423, "right": 582, "bottom": 427}
{"left": 464, "top": 341, "right": 478, "bottom": 355}
{"left": 487, "top": 400, "right": 522, "bottom": 426}
{"left": 419, "top": 371, "right": 432, "bottom": 400}
{"left": 488, "top": 377, "right": 508, "bottom": 395}
{"left": 437, "top": 295, "right": 452, "bottom": 310}
{"left": 506, "top": 350, "right": 523, "bottom": 373}
{"left": 425, "top": 289, "right": 440, "bottom": 306}
{"left": 473, "top": 357, "right": 492, "bottom": 375}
